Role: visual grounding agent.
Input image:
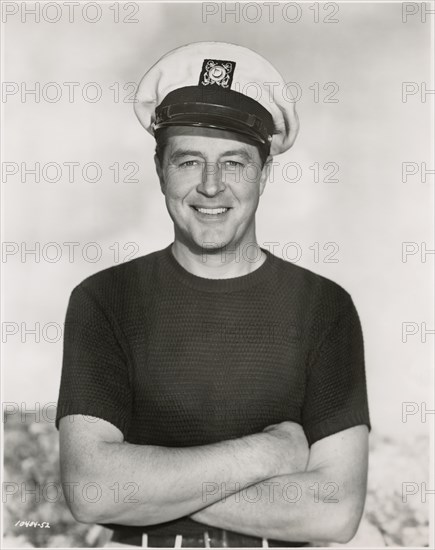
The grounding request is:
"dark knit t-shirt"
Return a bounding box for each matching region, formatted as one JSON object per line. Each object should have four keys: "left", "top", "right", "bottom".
{"left": 55, "top": 244, "right": 370, "bottom": 536}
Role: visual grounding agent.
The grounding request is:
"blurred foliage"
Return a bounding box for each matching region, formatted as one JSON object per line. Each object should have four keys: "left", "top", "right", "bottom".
{"left": 2, "top": 413, "right": 430, "bottom": 547}
{"left": 3, "top": 413, "right": 110, "bottom": 548}
{"left": 365, "top": 432, "right": 429, "bottom": 547}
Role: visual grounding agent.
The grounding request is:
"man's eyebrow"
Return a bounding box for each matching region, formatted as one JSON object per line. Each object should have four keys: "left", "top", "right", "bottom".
{"left": 169, "top": 149, "right": 205, "bottom": 162}
{"left": 169, "top": 148, "right": 254, "bottom": 162}
{"left": 220, "top": 149, "right": 253, "bottom": 161}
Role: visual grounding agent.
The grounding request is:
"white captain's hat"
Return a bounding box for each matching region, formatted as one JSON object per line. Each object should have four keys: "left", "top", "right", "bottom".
{"left": 134, "top": 41, "right": 299, "bottom": 156}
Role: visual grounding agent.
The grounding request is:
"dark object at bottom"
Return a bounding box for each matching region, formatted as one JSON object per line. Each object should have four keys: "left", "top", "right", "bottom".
{"left": 111, "top": 527, "right": 309, "bottom": 547}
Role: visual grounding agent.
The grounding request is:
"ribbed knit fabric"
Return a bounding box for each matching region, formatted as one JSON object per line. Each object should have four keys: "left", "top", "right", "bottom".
{"left": 55, "top": 243, "right": 370, "bottom": 536}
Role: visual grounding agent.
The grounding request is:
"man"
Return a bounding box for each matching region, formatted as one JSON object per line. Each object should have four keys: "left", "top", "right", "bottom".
{"left": 56, "top": 42, "right": 370, "bottom": 548}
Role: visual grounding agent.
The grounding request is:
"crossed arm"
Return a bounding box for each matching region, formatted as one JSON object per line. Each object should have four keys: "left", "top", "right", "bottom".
{"left": 59, "top": 417, "right": 368, "bottom": 544}
{"left": 190, "top": 425, "right": 369, "bottom": 544}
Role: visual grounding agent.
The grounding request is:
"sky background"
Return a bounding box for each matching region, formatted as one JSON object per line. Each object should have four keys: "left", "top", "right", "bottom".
{"left": 2, "top": 1, "right": 433, "bottom": 450}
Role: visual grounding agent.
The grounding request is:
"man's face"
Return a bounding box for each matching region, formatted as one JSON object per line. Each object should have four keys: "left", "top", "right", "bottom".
{"left": 155, "top": 126, "right": 269, "bottom": 253}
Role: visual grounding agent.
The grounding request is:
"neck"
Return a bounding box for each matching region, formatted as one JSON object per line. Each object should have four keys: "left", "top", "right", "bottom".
{"left": 171, "top": 238, "right": 266, "bottom": 279}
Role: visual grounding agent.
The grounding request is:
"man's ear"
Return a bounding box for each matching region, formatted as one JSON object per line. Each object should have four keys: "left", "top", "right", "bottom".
{"left": 154, "top": 154, "right": 166, "bottom": 195}
{"left": 259, "top": 155, "right": 273, "bottom": 196}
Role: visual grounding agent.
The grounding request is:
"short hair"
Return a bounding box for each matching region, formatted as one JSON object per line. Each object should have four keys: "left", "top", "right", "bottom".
{"left": 154, "top": 127, "right": 270, "bottom": 168}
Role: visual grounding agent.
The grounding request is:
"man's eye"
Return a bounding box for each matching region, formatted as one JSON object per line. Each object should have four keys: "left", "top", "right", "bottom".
{"left": 179, "top": 160, "right": 199, "bottom": 168}
{"left": 224, "top": 160, "right": 244, "bottom": 168}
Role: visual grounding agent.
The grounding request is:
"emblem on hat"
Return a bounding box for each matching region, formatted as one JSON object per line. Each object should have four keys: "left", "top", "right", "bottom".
{"left": 199, "top": 59, "right": 236, "bottom": 89}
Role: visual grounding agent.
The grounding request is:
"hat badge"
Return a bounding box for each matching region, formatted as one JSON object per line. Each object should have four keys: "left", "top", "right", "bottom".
{"left": 200, "top": 59, "right": 235, "bottom": 89}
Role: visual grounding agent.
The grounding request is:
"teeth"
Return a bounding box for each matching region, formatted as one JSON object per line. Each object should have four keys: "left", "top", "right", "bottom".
{"left": 196, "top": 207, "right": 229, "bottom": 215}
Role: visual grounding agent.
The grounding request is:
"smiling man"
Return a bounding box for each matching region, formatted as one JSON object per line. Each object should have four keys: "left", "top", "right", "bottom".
{"left": 154, "top": 125, "right": 269, "bottom": 277}
{"left": 56, "top": 42, "right": 371, "bottom": 548}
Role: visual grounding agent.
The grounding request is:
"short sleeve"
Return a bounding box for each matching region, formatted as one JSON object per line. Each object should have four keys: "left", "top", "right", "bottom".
{"left": 302, "top": 293, "right": 371, "bottom": 446}
{"left": 55, "top": 283, "right": 132, "bottom": 436}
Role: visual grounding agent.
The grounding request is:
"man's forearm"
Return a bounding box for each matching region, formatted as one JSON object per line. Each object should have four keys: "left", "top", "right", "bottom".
{"left": 190, "top": 470, "right": 363, "bottom": 544}
{"left": 62, "top": 430, "right": 281, "bottom": 526}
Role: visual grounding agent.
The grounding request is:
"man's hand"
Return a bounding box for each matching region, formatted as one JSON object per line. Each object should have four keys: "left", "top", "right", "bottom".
{"left": 262, "top": 421, "right": 309, "bottom": 476}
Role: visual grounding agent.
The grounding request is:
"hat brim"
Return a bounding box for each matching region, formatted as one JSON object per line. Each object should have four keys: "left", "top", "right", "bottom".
{"left": 153, "top": 113, "right": 271, "bottom": 145}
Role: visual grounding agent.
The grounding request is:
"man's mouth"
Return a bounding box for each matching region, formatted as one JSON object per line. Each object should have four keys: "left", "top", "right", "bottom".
{"left": 191, "top": 206, "right": 231, "bottom": 215}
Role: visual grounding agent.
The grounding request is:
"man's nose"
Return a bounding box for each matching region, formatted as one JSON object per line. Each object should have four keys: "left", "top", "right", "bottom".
{"left": 197, "top": 162, "right": 226, "bottom": 196}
